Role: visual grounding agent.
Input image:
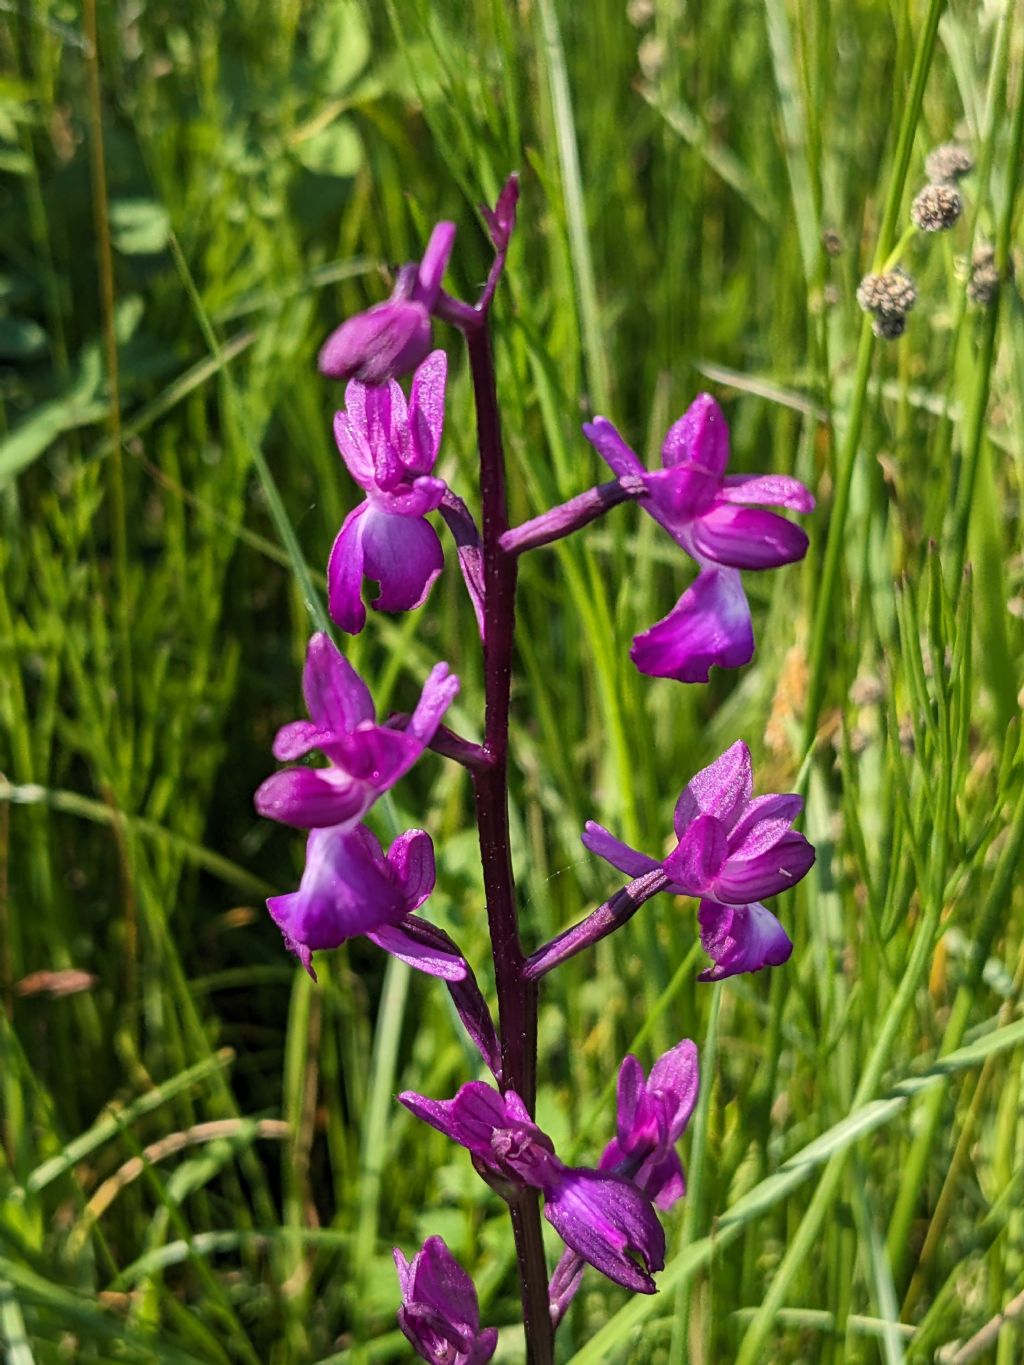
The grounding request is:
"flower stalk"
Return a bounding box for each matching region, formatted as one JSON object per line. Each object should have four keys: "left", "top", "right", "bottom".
{"left": 461, "top": 307, "right": 555, "bottom": 1363}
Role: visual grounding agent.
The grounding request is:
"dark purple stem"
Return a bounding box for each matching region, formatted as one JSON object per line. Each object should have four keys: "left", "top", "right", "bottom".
{"left": 500, "top": 476, "right": 646, "bottom": 556}
{"left": 524, "top": 870, "right": 669, "bottom": 981}
{"left": 461, "top": 310, "right": 554, "bottom": 1364}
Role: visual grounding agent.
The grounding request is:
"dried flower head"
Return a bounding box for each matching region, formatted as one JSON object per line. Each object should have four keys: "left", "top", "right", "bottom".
{"left": 822, "top": 228, "right": 844, "bottom": 257}
{"left": 911, "top": 183, "right": 962, "bottom": 232}
{"left": 967, "top": 242, "right": 999, "bottom": 307}
{"left": 925, "top": 143, "right": 974, "bottom": 184}
{"left": 856, "top": 267, "right": 917, "bottom": 320}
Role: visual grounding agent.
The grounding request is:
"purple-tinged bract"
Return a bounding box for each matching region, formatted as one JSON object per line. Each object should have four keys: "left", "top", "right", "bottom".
{"left": 394, "top": 1236, "right": 498, "bottom": 1364}
{"left": 400, "top": 1082, "right": 665, "bottom": 1294}
{"left": 329, "top": 349, "right": 449, "bottom": 634}
{"left": 254, "top": 632, "right": 458, "bottom": 830}
{"left": 319, "top": 222, "right": 456, "bottom": 385}
{"left": 584, "top": 394, "right": 814, "bottom": 682}
{"left": 583, "top": 741, "right": 813, "bottom": 980}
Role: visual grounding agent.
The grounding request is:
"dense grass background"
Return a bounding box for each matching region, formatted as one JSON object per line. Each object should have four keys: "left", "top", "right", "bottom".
{"left": 2, "top": 0, "right": 1023, "bottom": 1360}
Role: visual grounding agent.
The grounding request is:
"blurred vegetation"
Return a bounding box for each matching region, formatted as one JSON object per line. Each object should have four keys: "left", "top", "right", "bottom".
{"left": 1, "top": 0, "right": 1023, "bottom": 1360}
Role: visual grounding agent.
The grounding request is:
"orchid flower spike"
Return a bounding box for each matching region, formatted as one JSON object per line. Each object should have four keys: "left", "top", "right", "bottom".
{"left": 394, "top": 1236, "right": 498, "bottom": 1365}
{"left": 584, "top": 394, "right": 814, "bottom": 682}
{"left": 400, "top": 1082, "right": 666, "bottom": 1295}
{"left": 319, "top": 222, "right": 455, "bottom": 385}
{"left": 584, "top": 741, "right": 814, "bottom": 980}
{"left": 329, "top": 349, "right": 450, "bottom": 634}
{"left": 254, "top": 632, "right": 458, "bottom": 830}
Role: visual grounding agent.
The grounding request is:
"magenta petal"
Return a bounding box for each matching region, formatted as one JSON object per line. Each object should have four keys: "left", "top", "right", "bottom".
{"left": 397, "top": 1237, "right": 479, "bottom": 1344}
{"left": 631, "top": 568, "right": 754, "bottom": 684}
{"left": 408, "top": 349, "right": 447, "bottom": 473}
{"left": 581, "top": 821, "right": 661, "bottom": 878}
{"left": 414, "top": 222, "right": 457, "bottom": 304}
{"left": 253, "top": 767, "right": 367, "bottom": 830}
{"left": 582, "top": 417, "right": 645, "bottom": 480}
{"left": 661, "top": 394, "right": 730, "bottom": 477}
{"left": 399, "top": 1082, "right": 503, "bottom": 1154}
{"left": 328, "top": 504, "right": 370, "bottom": 635}
{"left": 648, "top": 1039, "right": 700, "bottom": 1140}
{"left": 408, "top": 663, "right": 460, "bottom": 745}
{"left": 341, "top": 723, "right": 421, "bottom": 789}
{"left": 318, "top": 299, "right": 432, "bottom": 385}
{"left": 697, "top": 899, "right": 793, "bottom": 981}
{"left": 386, "top": 830, "right": 436, "bottom": 911}
{"left": 302, "top": 631, "right": 375, "bottom": 730}
{"left": 714, "top": 830, "right": 816, "bottom": 902}
{"left": 543, "top": 1169, "right": 665, "bottom": 1294}
{"left": 375, "top": 476, "right": 447, "bottom": 518}
{"left": 360, "top": 508, "right": 444, "bottom": 613}
{"left": 662, "top": 813, "right": 728, "bottom": 895}
{"left": 690, "top": 503, "right": 809, "bottom": 569}
{"left": 332, "top": 410, "right": 376, "bottom": 491}
{"left": 642, "top": 1151, "right": 686, "bottom": 1211}
{"left": 614, "top": 1055, "right": 646, "bottom": 1145}
{"left": 272, "top": 720, "right": 333, "bottom": 762}
{"left": 266, "top": 825, "right": 405, "bottom": 955}
{"left": 721, "top": 472, "right": 815, "bottom": 513}
{"left": 369, "top": 921, "right": 466, "bottom": 980}
{"left": 642, "top": 465, "right": 719, "bottom": 519}
{"left": 726, "top": 793, "right": 804, "bottom": 860}
{"left": 673, "top": 740, "right": 753, "bottom": 834}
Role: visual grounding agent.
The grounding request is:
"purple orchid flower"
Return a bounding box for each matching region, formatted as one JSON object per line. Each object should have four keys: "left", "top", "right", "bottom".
{"left": 329, "top": 349, "right": 450, "bottom": 635}
{"left": 550, "top": 1039, "right": 699, "bottom": 1325}
{"left": 600, "top": 1039, "right": 700, "bottom": 1209}
{"left": 319, "top": 222, "right": 456, "bottom": 385}
{"left": 584, "top": 394, "right": 814, "bottom": 682}
{"left": 265, "top": 821, "right": 465, "bottom": 982}
{"left": 254, "top": 632, "right": 458, "bottom": 830}
{"left": 583, "top": 741, "right": 814, "bottom": 980}
{"left": 400, "top": 1082, "right": 666, "bottom": 1295}
{"left": 394, "top": 1236, "right": 498, "bottom": 1365}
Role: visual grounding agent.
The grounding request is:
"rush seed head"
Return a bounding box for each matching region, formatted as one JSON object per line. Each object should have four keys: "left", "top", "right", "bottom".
{"left": 856, "top": 267, "right": 917, "bottom": 320}
{"left": 911, "top": 183, "right": 962, "bottom": 232}
{"left": 925, "top": 143, "right": 973, "bottom": 184}
{"left": 967, "top": 243, "right": 999, "bottom": 307}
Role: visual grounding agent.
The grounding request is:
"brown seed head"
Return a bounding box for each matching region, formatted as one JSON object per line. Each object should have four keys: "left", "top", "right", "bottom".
{"left": 924, "top": 143, "right": 974, "bottom": 184}
{"left": 911, "top": 183, "right": 962, "bottom": 232}
{"left": 856, "top": 267, "right": 917, "bottom": 320}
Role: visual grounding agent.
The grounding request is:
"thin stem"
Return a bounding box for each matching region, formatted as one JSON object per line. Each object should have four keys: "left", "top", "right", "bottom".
{"left": 463, "top": 316, "right": 554, "bottom": 1364}
{"left": 524, "top": 871, "right": 669, "bottom": 981}
{"left": 500, "top": 477, "right": 645, "bottom": 556}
